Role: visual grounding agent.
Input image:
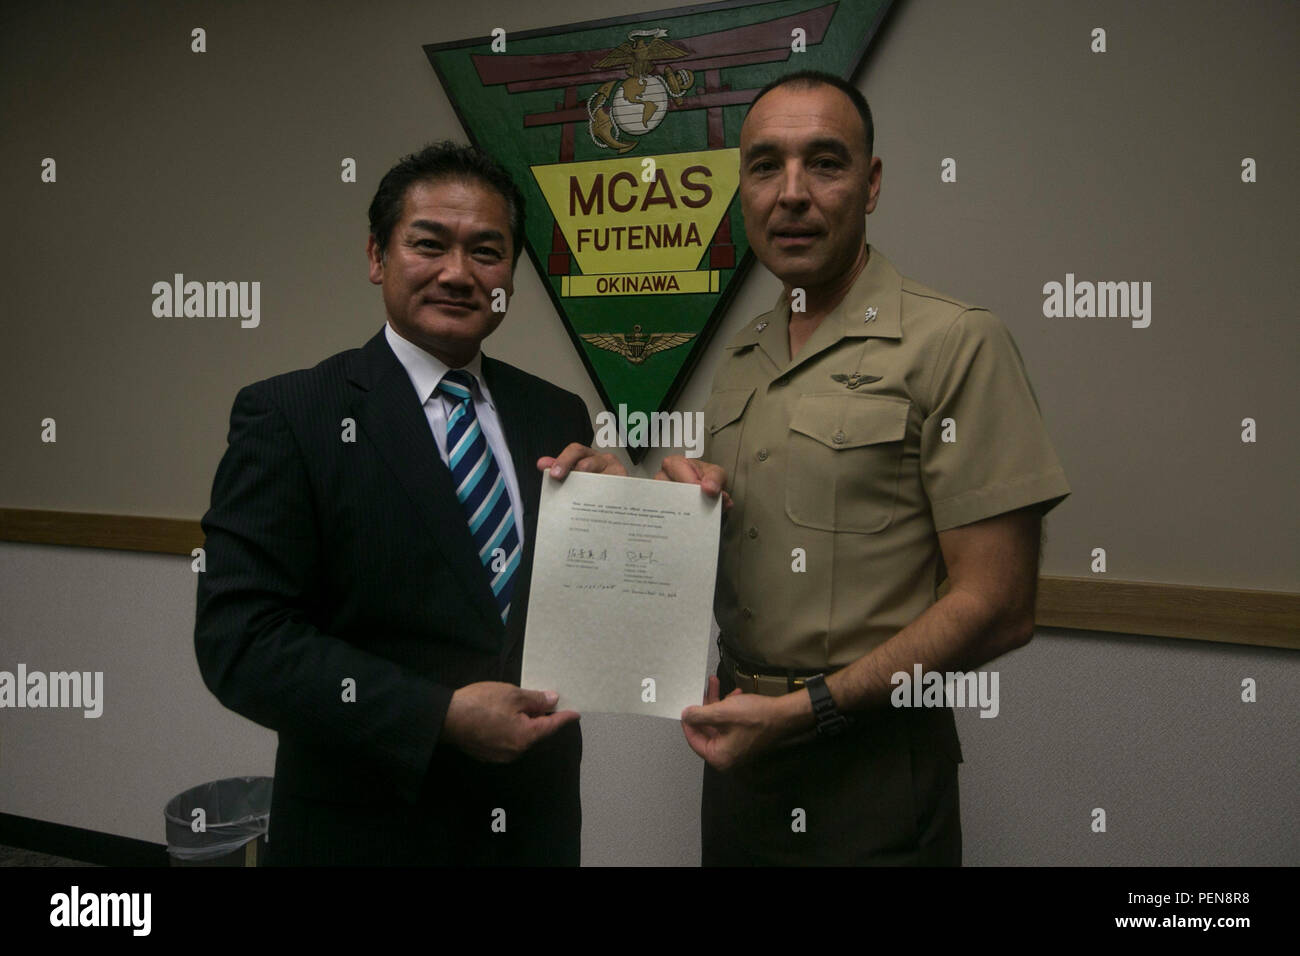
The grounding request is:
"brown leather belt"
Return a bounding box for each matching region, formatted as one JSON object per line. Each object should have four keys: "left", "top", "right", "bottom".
{"left": 718, "top": 638, "right": 842, "bottom": 697}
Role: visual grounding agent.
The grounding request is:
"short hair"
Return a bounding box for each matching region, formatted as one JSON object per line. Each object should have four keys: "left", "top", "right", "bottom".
{"left": 368, "top": 141, "right": 526, "bottom": 267}
{"left": 746, "top": 70, "right": 875, "bottom": 158}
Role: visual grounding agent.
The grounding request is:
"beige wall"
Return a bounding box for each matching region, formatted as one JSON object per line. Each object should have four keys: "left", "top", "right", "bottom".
{"left": 1, "top": 0, "right": 1295, "bottom": 588}
{"left": 1, "top": 0, "right": 1296, "bottom": 864}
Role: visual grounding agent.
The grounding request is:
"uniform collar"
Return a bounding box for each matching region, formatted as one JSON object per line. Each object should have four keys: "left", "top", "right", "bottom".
{"left": 727, "top": 245, "right": 903, "bottom": 375}
{"left": 826, "top": 244, "right": 902, "bottom": 342}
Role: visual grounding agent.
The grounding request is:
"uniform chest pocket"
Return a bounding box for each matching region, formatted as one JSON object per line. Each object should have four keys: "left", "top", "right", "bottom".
{"left": 786, "top": 393, "right": 911, "bottom": 533}
{"left": 703, "top": 386, "right": 755, "bottom": 485}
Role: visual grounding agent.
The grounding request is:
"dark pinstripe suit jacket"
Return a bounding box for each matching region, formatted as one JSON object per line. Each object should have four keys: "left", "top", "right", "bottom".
{"left": 195, "top": 325, "right": 592, "bottom": 864}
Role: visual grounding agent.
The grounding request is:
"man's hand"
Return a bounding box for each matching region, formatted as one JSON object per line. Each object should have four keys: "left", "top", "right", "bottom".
{"left": 442, "top": 681, "right": 579, "bottom": 763}
{"left": 538, "top": 443, "right": 628, "bottom": 479}
{"left": 654, "top": 455, "right": 732, "bottom": 510}
{"left": 680, "top": 676, "right": 812, "bottom": 771}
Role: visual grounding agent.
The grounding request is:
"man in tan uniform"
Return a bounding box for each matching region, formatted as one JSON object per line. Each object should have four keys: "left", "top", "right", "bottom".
{"left": 674, "top": 70, "right": 1071, "bottom": 864}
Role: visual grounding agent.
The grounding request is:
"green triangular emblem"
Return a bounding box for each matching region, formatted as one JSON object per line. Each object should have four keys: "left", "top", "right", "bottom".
{"left": 425, "top": 0, "right": 894, "bottom": 460}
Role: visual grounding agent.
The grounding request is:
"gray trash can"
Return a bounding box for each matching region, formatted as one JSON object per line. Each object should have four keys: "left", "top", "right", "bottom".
{"left": 164, "top": 776, "right": 272, "bottom": 866}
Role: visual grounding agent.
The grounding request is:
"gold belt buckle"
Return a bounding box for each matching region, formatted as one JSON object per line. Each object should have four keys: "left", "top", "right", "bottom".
{"left": 728, "top": 653, "right": 815, "bottom": 697}
{"left": 751, "top": 672, "right": 790, "bottom": 697}
{"left": 730, "top": 665, "right": 756, "bottom": 694}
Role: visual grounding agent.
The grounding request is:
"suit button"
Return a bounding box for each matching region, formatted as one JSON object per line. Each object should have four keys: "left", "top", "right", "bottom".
{"left": 742, "top": 607, "right": 754, "bottom": 619}
{"left": 747, "top": 526, "right": 758, "bottom": 538}
{"left": 832, "top": 430, "right": 846, "bottom": 444}
{"left": 756, "top": 448, "right": 769, "bottom": 461}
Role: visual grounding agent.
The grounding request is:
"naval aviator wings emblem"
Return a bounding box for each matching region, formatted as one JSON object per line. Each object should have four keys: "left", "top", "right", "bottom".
{"left": 831, "top": 373, "right": 882, "bottom": 389}
{"left": 582, "top": 325, "right": 695, "bottom": 365}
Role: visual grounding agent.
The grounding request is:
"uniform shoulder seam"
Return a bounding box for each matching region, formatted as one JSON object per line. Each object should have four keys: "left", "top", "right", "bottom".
{"left": 900, "top": 276, "right": 978, "bottom": 312}
{"left": 921, "top": 307, "right": 989, "bottom": 414}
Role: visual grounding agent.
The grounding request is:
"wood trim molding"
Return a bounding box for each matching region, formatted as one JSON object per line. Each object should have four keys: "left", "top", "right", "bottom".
{"left": 1034, "top": 576, "right": 1297, "bottom": 650}
{"left": 0, "top": 508, "right": 201, "bottom": 555}
{"left": 1, "top": 508, "right": 1296, "bottom": 649}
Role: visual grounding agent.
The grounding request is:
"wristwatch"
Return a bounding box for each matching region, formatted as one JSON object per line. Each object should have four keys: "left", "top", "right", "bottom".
{"left": 804, "top": 674, "right": 849, "bottom": 738}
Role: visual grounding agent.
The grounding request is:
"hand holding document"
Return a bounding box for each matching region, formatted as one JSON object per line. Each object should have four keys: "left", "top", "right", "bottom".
{"left": 521, "top": 471, "right": 721, "bottom": 718}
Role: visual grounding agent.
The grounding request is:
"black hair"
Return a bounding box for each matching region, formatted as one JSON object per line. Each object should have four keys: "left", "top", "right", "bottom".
{"left": 746, "top": 70, "right": 875, "bottom": 157}
{"left": 368, "top": 141, "right": 526, "bottom": 267}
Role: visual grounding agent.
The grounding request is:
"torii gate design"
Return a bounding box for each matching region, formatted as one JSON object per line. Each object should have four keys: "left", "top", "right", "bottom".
{"left": 465, "top": 4, "right": 837, "bottom": 277}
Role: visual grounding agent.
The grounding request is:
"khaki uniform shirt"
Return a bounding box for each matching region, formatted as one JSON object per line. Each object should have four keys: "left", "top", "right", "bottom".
{"left": 705, "top": 246, "right": 1070, "bottom": 668}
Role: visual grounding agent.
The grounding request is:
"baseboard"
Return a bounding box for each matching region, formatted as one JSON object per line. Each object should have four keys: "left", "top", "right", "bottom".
{"left": 0, "top": 813, "right": 168, "bottom": 866}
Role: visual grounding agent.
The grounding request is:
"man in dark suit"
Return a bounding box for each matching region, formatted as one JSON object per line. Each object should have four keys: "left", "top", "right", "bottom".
{"left": 195, "top": 142, "right": 622, "bottom": 865}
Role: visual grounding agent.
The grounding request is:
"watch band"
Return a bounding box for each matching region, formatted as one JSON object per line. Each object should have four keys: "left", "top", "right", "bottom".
{"left": 805, "top": 673, "right": 849, "bottom": 737}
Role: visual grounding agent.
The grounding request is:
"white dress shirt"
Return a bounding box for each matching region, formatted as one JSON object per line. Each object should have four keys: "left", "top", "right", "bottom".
{"left": 384, "top": 323, "right": 526, "bottom": 547}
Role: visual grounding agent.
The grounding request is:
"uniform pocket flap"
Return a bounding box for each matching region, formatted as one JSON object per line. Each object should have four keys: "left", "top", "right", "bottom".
{"left": 704, "top": 387, "right": 756, "bottom": 434}
{"left": 789, "top": 394, "right": 910, "bottom": 449}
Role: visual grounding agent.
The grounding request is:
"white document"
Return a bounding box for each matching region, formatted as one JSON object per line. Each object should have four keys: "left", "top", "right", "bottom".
{"left": 521, "top": 471, "right": 721, "bottom": 718}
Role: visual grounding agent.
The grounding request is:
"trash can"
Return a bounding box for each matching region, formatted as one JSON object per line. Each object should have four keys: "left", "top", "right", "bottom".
{"left": 164, "top": 776, "right": 272, "bottom": 867}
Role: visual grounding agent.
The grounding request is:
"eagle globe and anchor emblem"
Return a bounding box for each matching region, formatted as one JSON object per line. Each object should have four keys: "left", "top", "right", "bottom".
{"left": 587, "top": 29, "right": 695, "bottom": 153}
{"left": 579, "top": 28, "right": 701, "bottom": 366}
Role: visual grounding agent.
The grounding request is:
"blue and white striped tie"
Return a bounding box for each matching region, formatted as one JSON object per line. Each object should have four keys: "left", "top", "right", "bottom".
{"left": 437, "top": 370, "right": 519, "bottom": 623}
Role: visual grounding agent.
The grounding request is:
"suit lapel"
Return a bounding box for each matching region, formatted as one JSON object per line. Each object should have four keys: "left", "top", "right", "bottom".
{"left": 347, "top": 328, "right": 503, "bottom": 641}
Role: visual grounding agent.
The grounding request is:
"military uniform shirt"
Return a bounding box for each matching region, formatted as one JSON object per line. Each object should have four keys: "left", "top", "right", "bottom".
{"left": 705, "top": 246, "right": 1070, "bottom": 668}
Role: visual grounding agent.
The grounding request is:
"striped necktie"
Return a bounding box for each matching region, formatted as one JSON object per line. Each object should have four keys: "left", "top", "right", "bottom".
{"left": 436, "top": 369, "right": 519, "bottom": 623}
